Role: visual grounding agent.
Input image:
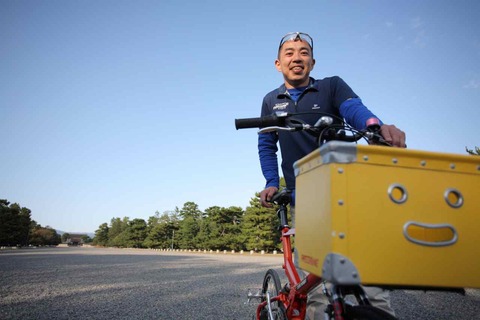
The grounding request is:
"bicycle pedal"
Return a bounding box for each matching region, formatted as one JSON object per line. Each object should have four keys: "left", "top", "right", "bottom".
{"left": 245, "top": 288, "right": 263, "bottom": 305}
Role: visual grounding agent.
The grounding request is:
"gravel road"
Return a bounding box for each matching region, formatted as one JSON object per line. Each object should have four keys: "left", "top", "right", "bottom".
{"left": 1, "top": 247, "right": 478, "bottom": 319}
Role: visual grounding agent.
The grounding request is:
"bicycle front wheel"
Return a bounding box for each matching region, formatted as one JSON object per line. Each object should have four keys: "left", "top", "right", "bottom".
{"left": 344, "top": 305, "right": 397, "bottom": 320}
{"left": 261, "top": 269, "right": 286, "bottom": 320}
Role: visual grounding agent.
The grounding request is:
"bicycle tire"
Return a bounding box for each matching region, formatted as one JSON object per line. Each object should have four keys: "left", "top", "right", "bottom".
{"left": 260, "top": 269, "right": 287, "bottom": 320}
{"left": 344, "top": 305, "right": 397, "bottom": 320}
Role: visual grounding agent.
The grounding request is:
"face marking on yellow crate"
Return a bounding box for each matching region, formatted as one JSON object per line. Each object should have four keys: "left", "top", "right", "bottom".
{"left": 403, "top": 221, "right": 458, "bottom": 247}
{"left": 388, "top": 184, "right": 408, "bottom": 204}
{"left": 444, "top": 188, "right": 463, "bottom": 208}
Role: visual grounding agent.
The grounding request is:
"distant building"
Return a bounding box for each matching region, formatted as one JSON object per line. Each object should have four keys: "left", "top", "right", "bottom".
{"left": 66, "top": 234, "right": 87, "bottom": 246}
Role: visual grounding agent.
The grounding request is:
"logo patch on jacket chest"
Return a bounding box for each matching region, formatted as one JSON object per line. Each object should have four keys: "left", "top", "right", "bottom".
{"left": 273, "top": 102, "right": 289, "bottom": 110}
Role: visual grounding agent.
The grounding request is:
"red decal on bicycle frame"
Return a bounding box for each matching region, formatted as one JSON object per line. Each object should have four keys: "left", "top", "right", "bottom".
{"left": 301, "top": 254, "right": 319, "bottom": 267}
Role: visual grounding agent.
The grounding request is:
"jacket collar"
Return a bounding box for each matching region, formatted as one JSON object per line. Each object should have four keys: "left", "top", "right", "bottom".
{"left": 276, "top": 77, "right": 318, "bottom": 98}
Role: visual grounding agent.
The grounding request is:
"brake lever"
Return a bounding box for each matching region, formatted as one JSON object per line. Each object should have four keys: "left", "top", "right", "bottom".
{"left": 258, "top": 126, "right": 296, "bottom": 134}
{"left": 258, "top": 123, "right": 310, "bottom": 134}
{"left": 365, "top": 132, "right": 392, "bottom": 146}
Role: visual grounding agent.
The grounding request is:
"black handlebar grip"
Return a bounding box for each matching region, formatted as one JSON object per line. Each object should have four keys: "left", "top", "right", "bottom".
{"left": 235, "top": 114, "right": 283, "bottom": 130}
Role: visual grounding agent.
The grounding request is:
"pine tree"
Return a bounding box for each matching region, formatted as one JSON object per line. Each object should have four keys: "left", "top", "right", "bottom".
{"left": 466, "top": 146, "right": 480, "bottom": 155}
{"left": 241, "top": 194, "right": 281, "bottom": 253}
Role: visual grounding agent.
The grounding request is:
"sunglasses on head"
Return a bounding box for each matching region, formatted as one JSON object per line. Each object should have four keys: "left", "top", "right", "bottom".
{"left": 278, "top": 32, "right": 314, "bottom": 51}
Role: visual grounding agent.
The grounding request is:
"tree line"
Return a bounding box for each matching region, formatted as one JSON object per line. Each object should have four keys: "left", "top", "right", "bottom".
{"left": 92, "top": 195, "right": 285, "bottom": 253}
{"left": 0, "top": 183, "right": 288, "bottom": 252}
{"left": 0, "top": 199, "right": 61, "bottom": 246}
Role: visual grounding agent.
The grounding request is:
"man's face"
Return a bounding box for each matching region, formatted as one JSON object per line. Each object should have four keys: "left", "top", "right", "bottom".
{"left": 275, "top": 39, "right": 315, "bottom": 89}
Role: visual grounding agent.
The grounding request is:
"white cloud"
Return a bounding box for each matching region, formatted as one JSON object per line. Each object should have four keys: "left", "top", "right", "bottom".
{"left": 410, "top": 17, "right": 424, "bottom": 29}
{"left": 464, "top": 79, "right": 480, "bottom": 89}
{"left": 414, "top": 29, "right": 427, "bottom": 47}
{"left": 410, "top": 17, "right": 426, "bottom": 47}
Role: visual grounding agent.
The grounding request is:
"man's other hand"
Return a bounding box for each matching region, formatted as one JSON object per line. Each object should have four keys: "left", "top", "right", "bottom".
{"left": 260, "top": 186, "right": 279, "bottom": 207}
{"left": 380, "top": 124, "right": 406, "bottom": 148}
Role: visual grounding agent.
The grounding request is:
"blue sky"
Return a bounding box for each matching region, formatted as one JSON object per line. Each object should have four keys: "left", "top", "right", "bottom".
{"left": 2, "top": 0, "right": 479, "bottom": 233}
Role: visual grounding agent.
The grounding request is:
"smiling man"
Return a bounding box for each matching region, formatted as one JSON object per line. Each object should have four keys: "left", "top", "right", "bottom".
{"left": 274, "top": 33, "right": 315, "bottom": 88}
{"left": 257, "top": 32, "right": 405, "bottom": 319}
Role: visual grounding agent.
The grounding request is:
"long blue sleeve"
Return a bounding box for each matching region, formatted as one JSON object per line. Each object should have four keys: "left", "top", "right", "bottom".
{"left": 258, "top": 132, "right": 279, "bottom": 188}
{"left": 339, "top": 98, "right": 383, "bottom": 130}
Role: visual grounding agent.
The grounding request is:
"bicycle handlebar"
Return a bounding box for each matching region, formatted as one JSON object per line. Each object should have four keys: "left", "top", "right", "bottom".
{"left": 234, "top": 113, "right": 286, "bottom": 129}
{"left": 235, "top": 112, "right": 390, "bottom": 146}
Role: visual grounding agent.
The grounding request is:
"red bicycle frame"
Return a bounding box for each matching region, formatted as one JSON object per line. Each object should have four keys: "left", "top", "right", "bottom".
{"left": 255, "top": 202, "right": 349, "bottom": 320}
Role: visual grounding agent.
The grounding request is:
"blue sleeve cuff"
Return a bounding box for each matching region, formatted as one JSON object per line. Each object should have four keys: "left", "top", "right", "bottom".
{"left": 339, "top": 98, "right": 383, "bottom": 130}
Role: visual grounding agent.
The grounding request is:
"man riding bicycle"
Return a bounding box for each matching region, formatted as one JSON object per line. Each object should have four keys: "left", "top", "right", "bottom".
{"left": 257, "top": 32, "right": 406, "bottom": 319}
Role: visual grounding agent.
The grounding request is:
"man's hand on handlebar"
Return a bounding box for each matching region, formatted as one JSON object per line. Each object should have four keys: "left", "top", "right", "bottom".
{"left": 380, "top": 124, "right": 406, "bottom": 148}
{"left": 260, "top": 186, "right": 278, "bottom": 208}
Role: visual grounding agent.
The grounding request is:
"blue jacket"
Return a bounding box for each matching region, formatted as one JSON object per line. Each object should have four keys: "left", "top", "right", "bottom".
{"left": 258, "top": 76, "right": 382, "bottom": 192}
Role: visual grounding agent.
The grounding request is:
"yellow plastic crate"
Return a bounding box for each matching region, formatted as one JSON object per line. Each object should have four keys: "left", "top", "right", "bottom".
{"left": 294, "top": 141, "right": 480, "bottom": 289}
